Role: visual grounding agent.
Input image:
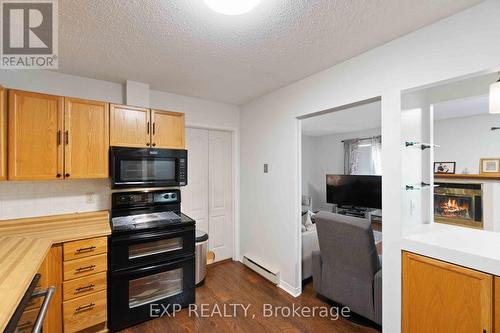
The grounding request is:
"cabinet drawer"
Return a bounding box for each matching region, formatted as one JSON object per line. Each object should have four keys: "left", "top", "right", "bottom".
{"left": 63, "top": 272, "right": 107, "bottom": 301}
{"left": 64, "top": 237, "right": 107, "bottom": 261}
{"left": 63, "top": 290, "right": 107, "bottom": 333}
{"left": 63, "top": 253, "right": 107, "bottom": 281}
{"left": 16, "top": 307, "right": 39, "bottom": 333}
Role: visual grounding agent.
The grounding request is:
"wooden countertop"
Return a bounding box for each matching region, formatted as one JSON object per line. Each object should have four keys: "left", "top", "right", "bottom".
{"left": 0, "top": 211, "right": 111, "bottom": 332}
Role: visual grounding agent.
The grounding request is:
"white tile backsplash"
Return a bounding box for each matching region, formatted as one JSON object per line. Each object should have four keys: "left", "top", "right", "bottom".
{"left": 0, "top": 180, "right": 111, "bottom": 220}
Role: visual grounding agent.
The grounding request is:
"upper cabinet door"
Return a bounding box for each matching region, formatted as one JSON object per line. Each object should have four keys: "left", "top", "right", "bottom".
{"left": 8, "top": 90, "right": 64, "bottom": 180}
{"left": 64, "top": 98, "right": 109, "bottom": 179}
{"left": 110, "top": 104, "right": 150, "bottom": 148}
{"left": 151, "top": 110, "right": 185, "bottom": 149}
{"left": 0, "top": 87, "right": 6, "bottom": 180}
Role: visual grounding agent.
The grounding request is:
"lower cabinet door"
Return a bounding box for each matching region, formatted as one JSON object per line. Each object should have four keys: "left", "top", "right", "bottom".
{"left": 63, "top": 290, "right": 107, "bottom": 333}
{"left": 402, "top": 251, "right": 493, "bottom": 333}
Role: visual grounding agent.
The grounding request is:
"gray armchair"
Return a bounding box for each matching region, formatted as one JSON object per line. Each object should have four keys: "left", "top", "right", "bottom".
{"left": 312, "top": 211, "right": 382, "bottom": 325}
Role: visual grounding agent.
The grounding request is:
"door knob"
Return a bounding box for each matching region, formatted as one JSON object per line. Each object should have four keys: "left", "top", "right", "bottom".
{"left": 65, "top": 173, "right": 70, "bottom": 178}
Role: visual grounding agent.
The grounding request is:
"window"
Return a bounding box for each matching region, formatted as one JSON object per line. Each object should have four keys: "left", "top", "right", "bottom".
{"left": 344, "top": 136, "right": 382, "bottom": 175}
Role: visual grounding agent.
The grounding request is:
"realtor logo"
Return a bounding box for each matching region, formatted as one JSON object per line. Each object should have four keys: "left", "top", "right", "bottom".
{"left": 1, "top": 0, "right": 58, "bottom": 68}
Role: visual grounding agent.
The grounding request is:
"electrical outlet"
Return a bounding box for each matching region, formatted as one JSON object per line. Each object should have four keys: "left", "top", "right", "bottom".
{"left": 86, "top": 192, "right": 96, "bottom": 204}
{"left": 264, "top": 164, "right": 268, "bottom": 173}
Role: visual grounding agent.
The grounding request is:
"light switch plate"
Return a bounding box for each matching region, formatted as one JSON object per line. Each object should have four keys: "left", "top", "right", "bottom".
{"left": 264, "top": 164, "right": 268, "bottom": 173}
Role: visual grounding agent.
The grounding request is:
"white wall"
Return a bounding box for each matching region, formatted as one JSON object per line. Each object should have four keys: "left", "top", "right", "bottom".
{"left": 0, "top": 70, "right": 240, "bottom": 221}
{"left": 302, "top": 128, "right": 381, "bottom": 211}
{"left": 434, "top": 114, "right": 500, "bottom": 174}
{"left": 239, "top": 1, "right": 500, "bottom": 331}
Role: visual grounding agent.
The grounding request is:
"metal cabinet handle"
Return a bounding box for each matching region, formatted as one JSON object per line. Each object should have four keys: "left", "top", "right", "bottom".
{"left": 64, "top": 130, "right": 69, "bottom": 145}
{"left": 75, "top": 302, "right": 95, "bottom": 312}
{"left": 32, "top": 286, "right": 55, "bottom": 333}
{"left": 147, "top": 121, "right": 150, "bottom": 134}
{"left": 57, "top": 130, "right": 61, "bottom": 145}
{"left": 153, "top": 122, "right": 156, "bottom": 135}
{"left": 76, "top": 246, "right": 96, "bottom": 253}
{"left": 76, "top": 264, "right": 96, "bottom": 272}
{"left": 75, "top": 284, "right": 95, "bottom": 292}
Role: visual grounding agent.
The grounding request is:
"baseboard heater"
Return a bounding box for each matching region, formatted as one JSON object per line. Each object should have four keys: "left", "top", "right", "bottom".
{"left": 242, "top": 255, "right": 280, "bottom": 285}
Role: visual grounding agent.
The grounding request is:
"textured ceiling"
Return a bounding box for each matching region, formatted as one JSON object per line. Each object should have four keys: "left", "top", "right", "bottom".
{"left": 58, "top": 0, "right": 482, "bottom": 105}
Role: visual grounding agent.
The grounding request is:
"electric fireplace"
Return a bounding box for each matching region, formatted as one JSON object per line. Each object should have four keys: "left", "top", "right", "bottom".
{"left": 434, "top": 183, "right": 483, "bottom": 229}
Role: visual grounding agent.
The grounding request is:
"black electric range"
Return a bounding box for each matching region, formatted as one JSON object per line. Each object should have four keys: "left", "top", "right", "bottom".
{"left": 108, "top": 189, "right": 196, "bottom": 332}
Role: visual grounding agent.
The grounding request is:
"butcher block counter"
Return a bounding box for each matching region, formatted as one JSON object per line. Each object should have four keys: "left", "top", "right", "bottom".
{"left": 0, "top": 211, "right": 111, "bottom": 332}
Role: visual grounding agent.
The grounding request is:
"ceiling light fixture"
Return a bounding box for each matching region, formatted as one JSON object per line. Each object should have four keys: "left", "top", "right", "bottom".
{"left": 490, "top": 72, "right": 500, "bottom": 114}
{"left": 204, "top": 0, "right": 261, "bottom": 15}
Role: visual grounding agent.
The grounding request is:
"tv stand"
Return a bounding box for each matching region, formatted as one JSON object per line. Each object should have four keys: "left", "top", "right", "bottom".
{"left": 334, "top": 206, "right": 382, "bottom": 223}
{"left": 335, "top": 206, "right": 368, "bottom": 218}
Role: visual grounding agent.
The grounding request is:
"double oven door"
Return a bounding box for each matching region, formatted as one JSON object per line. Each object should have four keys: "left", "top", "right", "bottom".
{"left": 109, "top": 226, "right": 195, "bottom": 270}
{"left": 109, "top": 255, "right": 195, "bottom": 332}
{"left": 108, "top": 225, "right": 195, "bottom": 332}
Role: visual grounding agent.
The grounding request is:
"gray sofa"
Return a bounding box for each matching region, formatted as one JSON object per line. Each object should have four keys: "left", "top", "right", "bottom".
{"left": 312, "top": 211, "right": 382, "bottom": 325}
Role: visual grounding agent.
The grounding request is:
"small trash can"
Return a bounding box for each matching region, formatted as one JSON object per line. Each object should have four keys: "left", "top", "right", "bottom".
{"left": 195, "top": 230, "right": 209, "bottom": 287}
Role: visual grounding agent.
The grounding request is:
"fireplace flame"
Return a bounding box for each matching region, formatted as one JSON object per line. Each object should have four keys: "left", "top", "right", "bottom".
{"left": 440, "top": 198, "right": 470, "bottom": 217}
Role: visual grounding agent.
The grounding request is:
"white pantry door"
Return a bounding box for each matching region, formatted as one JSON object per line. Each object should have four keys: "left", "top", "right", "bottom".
{"left": 208, "top": 130, "right": 233, "bottom": 262}
{"left": 182, "top": 128, "right": 233, "bottom": 262}
{"left": 182, "top": 128, "right": 209, "bottom": 232}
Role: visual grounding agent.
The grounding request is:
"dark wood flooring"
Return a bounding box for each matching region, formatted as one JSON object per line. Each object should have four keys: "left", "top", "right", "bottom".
{"left": 119, "top": 261, "right": 379, "bottom": 333}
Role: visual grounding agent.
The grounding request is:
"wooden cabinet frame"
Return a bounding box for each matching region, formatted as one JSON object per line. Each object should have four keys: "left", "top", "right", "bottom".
{"left": 0, "top": 86, "right": 6, "bottom": 180}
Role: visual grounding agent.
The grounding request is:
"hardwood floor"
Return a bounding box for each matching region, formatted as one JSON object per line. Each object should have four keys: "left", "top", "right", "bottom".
{"left": 119, "top": 261, "right": 379, "bottom": 333}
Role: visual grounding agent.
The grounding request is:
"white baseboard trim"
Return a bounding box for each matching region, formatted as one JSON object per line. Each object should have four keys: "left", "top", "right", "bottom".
{"left": 278, "top": 280, "right": 301, "bottom": 297}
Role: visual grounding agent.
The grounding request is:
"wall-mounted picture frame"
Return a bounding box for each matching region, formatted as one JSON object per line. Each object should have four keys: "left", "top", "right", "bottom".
{"left": 480, "top": 158, "right": 500, "bottom": 174}
{"left": 434, "top": 162, "right": 456, "bottom": 174}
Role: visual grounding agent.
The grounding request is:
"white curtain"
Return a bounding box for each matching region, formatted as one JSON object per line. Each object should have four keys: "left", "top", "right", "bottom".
{"left": 344, "top": 136, "right": 382, "bottom": 175}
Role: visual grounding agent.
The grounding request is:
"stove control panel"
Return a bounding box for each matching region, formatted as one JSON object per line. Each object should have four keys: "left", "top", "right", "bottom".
{"left": 153, "top": 191, "right": 179, "bottom": 203}
{"left": 112, "top": 189, "right": 181, "bottom": 208}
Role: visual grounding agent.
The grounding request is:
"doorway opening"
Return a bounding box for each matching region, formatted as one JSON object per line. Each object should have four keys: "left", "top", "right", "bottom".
{"left": 297, "top": 97, "right": 383, "bottom": 328}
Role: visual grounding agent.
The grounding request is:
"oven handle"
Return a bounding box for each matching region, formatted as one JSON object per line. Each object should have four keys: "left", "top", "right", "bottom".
{"left": 112, "top": 254, "right": 194, "bottom": 277}
{"left": 112, "top": 227, "right": 194, "bottom": 244}
{"left": 31, "top": 286, "right": 55, "bottom": 333}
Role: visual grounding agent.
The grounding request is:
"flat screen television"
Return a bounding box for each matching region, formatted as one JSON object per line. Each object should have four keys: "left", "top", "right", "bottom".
{"left": 326, "top": 175, "right": 382, "bottom": 209}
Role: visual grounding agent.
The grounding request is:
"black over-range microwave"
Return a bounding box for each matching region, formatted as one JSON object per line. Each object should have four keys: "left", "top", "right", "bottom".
{"left": 110, "top": 147, "right": 187, "bottom": 189}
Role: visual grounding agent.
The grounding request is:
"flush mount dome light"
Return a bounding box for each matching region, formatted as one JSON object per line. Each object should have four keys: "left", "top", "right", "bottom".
{"left": 204, "top": 0, "right": 261, "bottom": 15}
{"left": 490, "top": 72, "right": 500, "bottom": 114}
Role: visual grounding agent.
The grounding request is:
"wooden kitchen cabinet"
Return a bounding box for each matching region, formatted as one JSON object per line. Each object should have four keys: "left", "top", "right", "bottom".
{"left": 151, "top": 109, "right": 185, "bottom": 149}
{"left": 8, "top": 90, "right": 110, "bottom": 180}
{"left": 8, "top": 90, "right": 64, "bottom": 180}
{"left": 110, "top": 104, "right": 186, "bottom": 149}
{"left": 64, "top": 98, "right": 109, "bottom": 179}
{"left": 402, "top": 251, "right": 493, "bottom": 333}
{"left": 110, "top": 104, "right": 150, "bottom": 148}
{"left": 0, "top": 86, "right": 6, "bottom": 180}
